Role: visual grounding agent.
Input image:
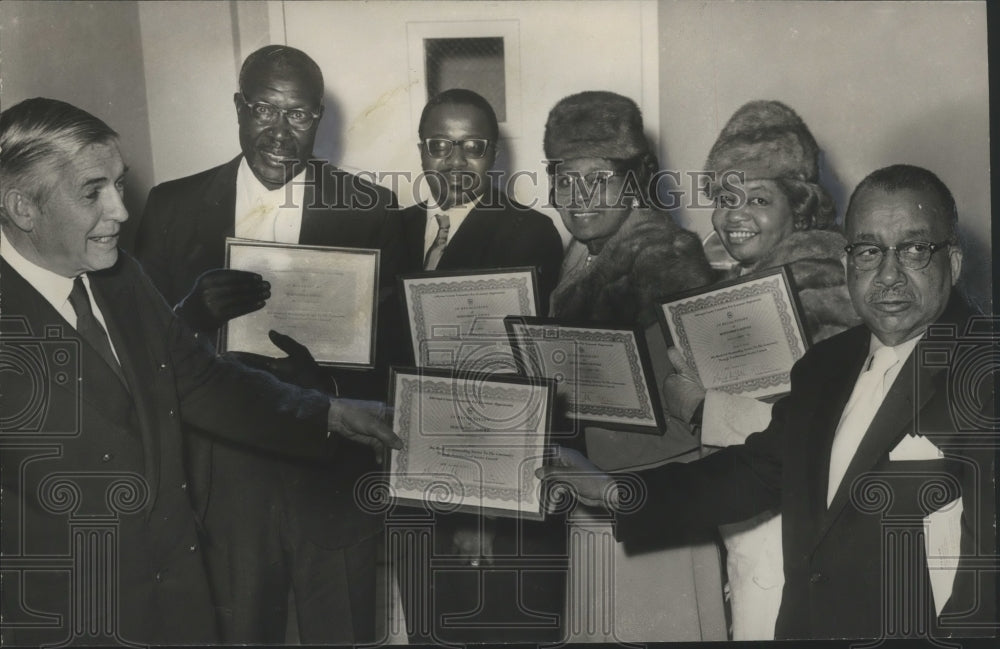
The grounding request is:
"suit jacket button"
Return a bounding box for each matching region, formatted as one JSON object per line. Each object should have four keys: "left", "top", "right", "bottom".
{"left": 154, "top": 571, "right": 163, "bottom": 583}
{"left": 809, "top": 572, "right": 826, "bottom": 584}
{"left": 180, "top": 482, "right": 187, "bottom": 490}
{"left": 101, "top": 453, "right": 113, "bottom": 463}
{"left": 188, "top": 543, "right": 198, "bottom": 553}
{"left": 168, "top": 409, "right": 176, "bottom": 418}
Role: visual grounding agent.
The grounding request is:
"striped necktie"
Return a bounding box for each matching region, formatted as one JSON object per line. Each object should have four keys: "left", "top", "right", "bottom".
{"left": 423, "top": 212, "right": 450, "bottom": 270}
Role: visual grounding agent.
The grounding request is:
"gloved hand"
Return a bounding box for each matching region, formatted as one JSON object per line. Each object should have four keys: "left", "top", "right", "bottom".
{"left": 175, "top": 268, "right": 270, "bottom": 333}
{"left": 228, "top": 330, "right": 332, "bottom": 393}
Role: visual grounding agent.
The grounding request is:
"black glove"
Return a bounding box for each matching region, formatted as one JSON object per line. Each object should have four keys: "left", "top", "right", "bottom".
{"left": 227, "top": 330, "right": 332, "bottom": 393}
{"left": 175, "top": 268, "right": 270, "bottom": 333}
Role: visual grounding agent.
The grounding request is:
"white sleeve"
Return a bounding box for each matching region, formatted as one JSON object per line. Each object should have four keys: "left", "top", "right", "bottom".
{"left": 701, "top": 389, "right": 773, "bottom": 448}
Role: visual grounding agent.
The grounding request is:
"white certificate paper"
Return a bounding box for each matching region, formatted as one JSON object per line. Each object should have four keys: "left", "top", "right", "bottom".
{"left": 507, "top": 318, "right": 664, "bottom": 433}
{"left": 658, "top": 267, "right": 808, "bottom": 400}
{"left": 223, "top": 238, "right": 379, "bottom": 367}
{"left": 400, "top": 268, "right": 538, "bottom": 373}
{"left": 388, "top": 368, "right": 553, "bottom": 519}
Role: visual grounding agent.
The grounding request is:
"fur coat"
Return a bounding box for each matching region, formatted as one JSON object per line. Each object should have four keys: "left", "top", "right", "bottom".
{"left": 549, "top": 208, "right": 713, "bottom": 325}
{"left": 743, "top": 228, "right": 862, "bottom": 342}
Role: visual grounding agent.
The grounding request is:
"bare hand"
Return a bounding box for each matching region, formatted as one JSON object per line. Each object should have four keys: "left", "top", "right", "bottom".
{"left": 535, "top": 446, "right": 617, "bottom": 509}
{"left": 228, "top": 330, "right": 330, "bottom": 393}
{"left": 176, "top": 268, "right": 270, "bottom": 333}
{"left": 664, "top": 346, "right": 706, "bottom": 423}
{"left": 327, "top": 398, "right": 401, "bottom": 462}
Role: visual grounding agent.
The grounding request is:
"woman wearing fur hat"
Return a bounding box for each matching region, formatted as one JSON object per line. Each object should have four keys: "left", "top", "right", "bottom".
{"left": 665, "top": 100, "right": 861, "bottom": 640}
{"left": 543, "top": 91, "right": 727, "bottom": 641}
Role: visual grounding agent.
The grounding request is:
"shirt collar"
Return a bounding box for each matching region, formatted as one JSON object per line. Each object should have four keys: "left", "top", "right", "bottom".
{"left": 1, "top": 227, "right": 76, "bottom": 311}
{"left": 868, "top": 330, "right": 923, "bottom": 366}
{"left": 236, "top": 156, "right": 309, "bottom": 206}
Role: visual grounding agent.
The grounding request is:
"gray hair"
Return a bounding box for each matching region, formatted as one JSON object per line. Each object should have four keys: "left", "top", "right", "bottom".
{"left": 0, "top": 97, "right": 118, "bottom": 208}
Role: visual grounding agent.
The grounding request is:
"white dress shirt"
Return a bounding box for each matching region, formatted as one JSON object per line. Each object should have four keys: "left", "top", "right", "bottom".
{"left": 1, "top": 229, "right": 121, "bottom": 363}
{"left": 234, "top": 157, "right": 307, "bottom": 244}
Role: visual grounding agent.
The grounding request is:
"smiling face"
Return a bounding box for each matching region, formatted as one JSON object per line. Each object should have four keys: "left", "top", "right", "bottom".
{"left": 419, "top": 103, "right": 497, "bottom": 210}
{"left": 845, "top": 187, "right": 962, "bottom": 346}
{"left": 711, "top": 178, "right": 795, "bottom": 266}
{"left": 20, "top": 142, "right": 129, "bottom": 276}
{"left": 552, "top": 157, "right": 632, "bottom": 255}
{"left": 235, "top": 63, "right": 323, "bottom": 189}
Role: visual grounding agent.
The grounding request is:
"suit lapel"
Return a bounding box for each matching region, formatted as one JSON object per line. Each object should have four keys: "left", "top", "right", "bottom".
{"left": 195, "top": 156, "right": 239, "bottom": 257}
{"left": 90, "top": 265, "right": 161, "bottom": 509}
{"left": 819, "top": 339, "right": 945, "bottom": 537}
{"left": 438, "top": 192, "right": 500, "bottom": 269}
{"left": 0, "top": 260, "right": 127, "bottom": 417}
{"left": 400, "top": 202, "right": 429, "bottom": 271}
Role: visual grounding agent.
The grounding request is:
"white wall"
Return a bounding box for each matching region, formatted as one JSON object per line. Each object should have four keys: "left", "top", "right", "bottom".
{"left": 658, "top": 0, "right": 991, "bottom": 310}
{"left": 281, "top": 0, "right": 659, "bottom": 232}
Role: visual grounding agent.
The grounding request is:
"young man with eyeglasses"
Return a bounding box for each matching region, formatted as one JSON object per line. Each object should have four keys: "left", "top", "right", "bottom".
{"left": 538, "top": 164, "right": 996, "bottom": 640}
{"left": 134, "top": 45, "right": 403, "bottom": 644}
{"left": 398, "top": 88, "right": 563, "bottom": 310}
{"left": 395, "top": 89, "right": 565, "bottom": 644}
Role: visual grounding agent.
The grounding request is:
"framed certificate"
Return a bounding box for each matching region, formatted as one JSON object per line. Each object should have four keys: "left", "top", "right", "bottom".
{"left": 387, "top": 367, "right": 555, "bottom": 520}
{"left": 222, "top": 238, "right": 379, "bottom": 368}
{"left": 398, "top": 267, "right": 539, "bottom": 373}
{"left": 505, "top": 317, "right": 665, "bottom": 434}
{"left": 657, "top": 266, "right": 809, "bottom": 400}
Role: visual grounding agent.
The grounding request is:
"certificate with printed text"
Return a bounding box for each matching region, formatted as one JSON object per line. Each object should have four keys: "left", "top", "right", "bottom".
{"left": 506, "top": 317, "right": 665, "bottom": 433}
{"left": 222, "top": 238, "right": 379, "bottom": 367}
{"left": 657, "top": 266, "right": 808, "bottom": 400}
{"left": 388, "top": 367, "right": 554, "bottom": 519}
{"left": 399, "top": 268, "right": 539, "bottom": 373}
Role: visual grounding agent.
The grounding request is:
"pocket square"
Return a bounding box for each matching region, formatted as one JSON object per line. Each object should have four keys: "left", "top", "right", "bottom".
{"left": 889, "top": 433, "right": 944, "bottom": 461}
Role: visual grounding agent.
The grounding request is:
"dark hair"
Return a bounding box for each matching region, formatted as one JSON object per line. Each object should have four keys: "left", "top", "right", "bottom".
{"left": 239, "top": 45, "right": 324, "bottom": 102}
{"left": 774, "top": 178, "right": 836, "bottom": 231}
{"left": 418, "top": 88, "right": 499, "bottom": 141}
{"left": 0, "top": 97, "right": 118, "bottom": 206}
{"left": 846, "top": 164, "right": 959, "bottom": 242}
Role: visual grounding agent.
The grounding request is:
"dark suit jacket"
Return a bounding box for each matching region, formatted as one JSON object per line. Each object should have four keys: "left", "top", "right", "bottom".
{"left": 0, "top": 254, "right": 334, "bottom": 646}
{"left": 134, "top": 156, "right": 401, "bottom": 547}
{"left": 399, "top": 188, "right": 564, "bottom": 312}
{"left": 614, "top": 295, "right": 996, "bottom": 639}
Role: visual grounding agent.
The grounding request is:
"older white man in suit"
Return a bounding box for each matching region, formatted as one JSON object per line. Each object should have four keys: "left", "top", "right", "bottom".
{"left": 538, "top": 164, "right": 996, "bottom": 640}
{"left": 393, "top": 88, "right": 567, "bottom": 644}
{"left": 0, "top": 97, "right": 400, "bottom": 647}
{"left": 133, "top": 45, "right": 404, "bottom": 644}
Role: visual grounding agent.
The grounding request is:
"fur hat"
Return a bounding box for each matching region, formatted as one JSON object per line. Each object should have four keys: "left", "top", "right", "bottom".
{"left": 544, "top": 91, "right": 648, "bottom": 160}
{"left": 705, "top": 100, "right": 819, "bottom": 182}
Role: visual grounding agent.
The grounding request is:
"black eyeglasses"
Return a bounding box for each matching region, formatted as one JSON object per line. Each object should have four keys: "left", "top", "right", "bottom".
{"left": 844, "top": 240, "right": 951, "bottom": 271}
{"left": 238, "top": 94, "right": 321, "bottom": 130}
{"left": 422, "top": 138, "right": 491, "bottom": 159}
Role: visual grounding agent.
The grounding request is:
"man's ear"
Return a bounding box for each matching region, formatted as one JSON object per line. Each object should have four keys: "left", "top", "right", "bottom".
{"left": 948, "top": 245, "right": 963, "bottom": 286}
{"left": 1, "top": 188, "right": 39, "bottom": 232}
{"left": 233, "top": 92, "right": 244, "bottom": 115}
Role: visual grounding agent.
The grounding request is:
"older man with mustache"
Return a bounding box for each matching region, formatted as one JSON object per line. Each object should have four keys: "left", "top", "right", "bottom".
{"left": 538, "top": 164, "right": 996, "bottom": 640}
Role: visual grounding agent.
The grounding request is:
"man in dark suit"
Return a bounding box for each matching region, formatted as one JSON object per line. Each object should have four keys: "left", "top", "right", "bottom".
{"left": 398, "top": 88, "right": 563, "bottom": 310}
{"left": 539, "top": 164, "right": 996, "bottom": 640}
{"left": 0, "top": 98, "right": 399, "bottom": 647}
{"left": 133, "top": 46, "right": 402, "bottom": 644}
{"left": 393, "top": 88, "right": 566, "bottom": 644}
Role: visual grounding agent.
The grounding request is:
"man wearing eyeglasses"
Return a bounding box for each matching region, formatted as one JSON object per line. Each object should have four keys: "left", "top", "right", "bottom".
{"left": 395, "top": 89, "right": 565, "bottom": 644}
{"left": 538, "top": 164, "right": 996, "bottom": 640}
{"left": 399, "top": 88, "right": 563, "bottom": 310}
{"left": 134, "top": 45, "right": 403, "bottom": 644}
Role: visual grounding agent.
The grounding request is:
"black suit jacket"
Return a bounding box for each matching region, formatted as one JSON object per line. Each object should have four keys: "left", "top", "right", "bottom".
{"left": 615, "top": 295, "right": 996, "bottom": 639}
{"left": 0, "top": 254, "right": 334, "bottom": 645}
{"left": 399, "top": 188, "right": 564, "bottom": 312}
{"left": 135, "top": 156, "right": 401, "bottom": 547}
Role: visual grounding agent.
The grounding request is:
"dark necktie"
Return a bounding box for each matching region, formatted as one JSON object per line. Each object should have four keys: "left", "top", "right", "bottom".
{"left": 423, "top": 213, "right": 450, "bottom": 270}
{"left": 68, "top": 276, "right": 128, "bottom": 388}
